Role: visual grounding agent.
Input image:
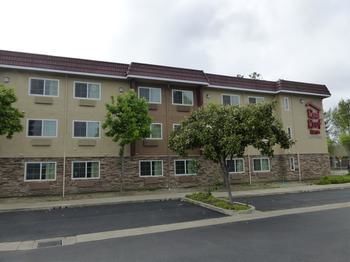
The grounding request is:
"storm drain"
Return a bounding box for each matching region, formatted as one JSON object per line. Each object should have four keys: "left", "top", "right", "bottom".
{"left": 37, "top": 239, "right": 62, "bottom": 248}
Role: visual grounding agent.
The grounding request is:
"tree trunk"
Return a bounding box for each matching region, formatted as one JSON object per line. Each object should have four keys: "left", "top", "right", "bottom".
{"left": 219, "top": 160, "right": 234, "bottom": 203}
{"left": 119, "top": 146, "right": 125, "bottom": 192}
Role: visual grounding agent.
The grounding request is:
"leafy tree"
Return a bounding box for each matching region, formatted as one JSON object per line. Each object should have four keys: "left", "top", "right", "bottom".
{"left": 103, "top": 90, "right": 152, "bottom": 191}
{"left": 169, "top": 103, "right": 292, "bottom": 203}
{"left": 332, "top": 99, "right": 350, "bottom": 134}
{"left": 0, "top": 85, "right": 24, "bottom": 138}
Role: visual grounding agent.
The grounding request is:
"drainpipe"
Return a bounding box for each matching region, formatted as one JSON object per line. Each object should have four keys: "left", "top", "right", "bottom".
{"left": 248, "top": 155, "right": 252, "bottom": 185}
{"left": 62, "top": 75, "right": 69, "bottom": 198}
{"left": 297, "top": 153, "right": 302, "bottom": 182}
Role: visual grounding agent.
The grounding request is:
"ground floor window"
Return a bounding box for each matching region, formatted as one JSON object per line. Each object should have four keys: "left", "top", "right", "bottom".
{"left": 25, "top": 162, "right": 56, "bottom": 181}
{"left": 139, "top": 160, "right": 163, "bottom": 177}
{"left": 226, "top": 158, "right": 244, "bottom": 173}
{"left": 175, "top": 160, "right": 197, "bottom": 176}
{"left": 253, "top": 158, "right": 270, "bottom": 172}
{"left": 72, "top": 161, "right": 100, "bottom": 179}
{"left": 289, "top": 157, "right": 296, "bottom": 171}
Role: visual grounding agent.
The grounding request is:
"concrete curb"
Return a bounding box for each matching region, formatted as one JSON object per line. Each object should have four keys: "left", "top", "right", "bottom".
{"left": 1, "top": 183, "right": 350, "bottom": 213}
{"left": 182, "top": 197, "right": 255, "bottom": 216}
{"left": 1, "top": 201, "right": 350, "bottom": 252}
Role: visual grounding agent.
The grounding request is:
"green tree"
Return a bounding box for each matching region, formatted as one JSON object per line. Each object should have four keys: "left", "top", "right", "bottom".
{"left": 0, "top": 85, "right": 24, "bottom": 138}
{"left": 169, "top": 103, "right": 292, "bottom": 203}
{"left": 103, "top": 90, "right": 152, "bottom": 191}
{"left": 332, "top": 99, "right": 350, "bottom": 134}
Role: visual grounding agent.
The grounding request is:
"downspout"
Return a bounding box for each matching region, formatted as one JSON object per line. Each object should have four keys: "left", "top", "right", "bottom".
{"left": 248, "top": 155, "right": 252, "bottom": 185}
{"left": 62, "top": 75, "right": 68, "bottom": 198}
{"left": 297, "top": 153, "right": 302, "bottom": 182}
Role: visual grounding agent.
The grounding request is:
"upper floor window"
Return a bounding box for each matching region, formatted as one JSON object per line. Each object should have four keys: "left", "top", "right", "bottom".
{"left": 172, "top": 90, "right": 193, "bottom": 106}
{"left": 74, "top": 82, "right": 101, "bottom": 100}
{"left": 27, "top": 119, "right": 57, "bottom": 137}
{"left": 283, "top": 97, "right": 290, "bottom": 111}
{"left": 29, "top": 78, "right": 59, "bottom": 97}
{"left": 73, "top": 121, "right": 100, "bottom": 138}
{"left": 248, "top": 96, "right": 264, "bottom": 104}
{"left": 138, "top": 87, "right": 161, "bottom": 104}
{"left": 25, "top": 162, "right": 56, "bottom": 181}
{"left": 287, "top": 127, "right": 293, "bottom": 138}
{"left": 226, "top": 158, "right": 244, "bottom": 173}
{"left": 222, "top": 94, "right": 240, "bottom": 106}
{"left": 147, "top": 123, "right": 162, "bottom": 139}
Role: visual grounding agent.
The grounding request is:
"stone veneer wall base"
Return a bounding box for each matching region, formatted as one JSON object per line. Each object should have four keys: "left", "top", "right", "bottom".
{"left": 0, "top": 154, "right": 330, "bottom": 197}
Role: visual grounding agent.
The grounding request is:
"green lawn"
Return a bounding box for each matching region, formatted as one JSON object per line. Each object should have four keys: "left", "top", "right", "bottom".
{"left": 318, "top": 174, "right": 350, "bottom": 185}
{"left": 186, "top": 192, "right": 250, "bottom": 211}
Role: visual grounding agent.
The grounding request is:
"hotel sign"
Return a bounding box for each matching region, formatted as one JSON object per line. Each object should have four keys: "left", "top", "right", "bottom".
{"left": 306, "top": 103, "right": 321, "bottom": 135}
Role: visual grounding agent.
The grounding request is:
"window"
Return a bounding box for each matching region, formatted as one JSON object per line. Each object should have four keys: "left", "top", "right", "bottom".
{"left": 172, "top": 90, "right": 193, "bottom": 106}
{"left": 138, "top": 87, "right": 161, "bottom": 104}
{"left": 226, "top": 158, "right": 244, "bottom": 173}
{"left": 25, "top": 162, "right": 56, "bottom": 181}
{"left": 73, "top": 121, "right": 100, "bottom": 138}
{"left": 283, "top": 97, "right": 290, "bottom": 111}
{"left": 72, "top": 161, "right": 100, "bottom": 179}
{"left": 175, "top": 160, "right": 197, "bottom": 175}
{"left": 289, "top": 157, "right": 295, "bottom": 171}
{"left": 287, "top": 127, "right": 293, "bottom": 139}
{"left": 27, "top": 119, "right": 57, "bottom": 137}
{"left": 147, "top": 123, "right": 162, "bottom": 139}
{"left": 173, "top": 123, "right": 181, "bottom": 131}
{"left": 139, "top": 160, "right": 163, "bottom": 177}
{"left": 29, "top": 78, "right": 59, "bottom": 97}
{"left": 253, "top": 158, "right": 270, "bottom": 172}
{"left": 74, "top": 82, "right": 101, "bottom": 99}
{"left": 248, "top": 96, "right": 264, "bottom": 104}
{"left": 222, "top": 95, "right": 240, "bottom": 106}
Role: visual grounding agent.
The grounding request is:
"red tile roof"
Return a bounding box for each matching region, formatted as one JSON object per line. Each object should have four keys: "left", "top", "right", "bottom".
{"left": 0, "top": 50, "right": 330, "bottom": 97}
{"left": 127, "top": 62, "right": 208, "bottom": 84}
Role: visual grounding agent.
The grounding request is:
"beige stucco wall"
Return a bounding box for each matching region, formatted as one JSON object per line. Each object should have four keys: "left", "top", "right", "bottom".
{"left": 202, "top": 87, "right": 328, "bottom": 155}
{"left": 0, "top": 69, "right": 130, "bottom": 157}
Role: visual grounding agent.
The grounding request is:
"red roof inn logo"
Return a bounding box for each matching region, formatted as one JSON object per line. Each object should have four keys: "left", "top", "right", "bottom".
{"left": 306, "top": 103, "right": 321, "bottom": 135}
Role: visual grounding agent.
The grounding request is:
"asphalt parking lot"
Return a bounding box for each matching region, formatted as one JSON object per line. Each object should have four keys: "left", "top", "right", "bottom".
{"left": 235, "top": 188, "right": 350, "bottom": 211}
{"left": 0, "top": 199, "right": 224, "bottom": 242}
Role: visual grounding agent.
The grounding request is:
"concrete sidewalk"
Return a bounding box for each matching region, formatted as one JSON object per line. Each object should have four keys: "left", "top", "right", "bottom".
{"left": 1, "top": 182, "right": 350, "bottom": 213}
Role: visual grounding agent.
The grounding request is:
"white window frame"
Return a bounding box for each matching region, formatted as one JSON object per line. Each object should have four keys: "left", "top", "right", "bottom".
{"left": 174, "top": 159, "right": 197, "bottom": 176}
{"left": 289, "top": 157, "right": 296, "bottom": 171}
{"left": 139, "top": 160, "right": 164, "bottom": 177}
{"left": 173, "top": 123, "right": 181, "bottom": 131}
{"left": 226, "top": 158, "right": 245, "bottom": 174}
{"left": 283, "top": 97, "right": 290, "bottom": 111}
{"left": 24, "top": 162, "right": 57, "bottom": 182}
{"left": 221, "top": 94, "right": 240, "bottom": 106}
{"left": 252, "top": 157, "right": 271, "bottom": 172}
{"left": 172, "top": 89, "right": 194, "bottom": 106}
{"left": 146, "top": 123, "right": 163, "bottom": 140}
{"left": 71, "top": 161, "right": 100, "bottom": 180}
{"left": 287, "top": 127, "right": 293, "bottom": 139}
{"left": 28, "top": 77, "right": 59, "bottom": 97}
{"left": 72, "top": 120, "right": 101, "bottom": 139}
{"left": 248, "top": 96, "right": 265, "bottom": 104}
{"left": 73, "top": 81, "right": 101, "bottom": 100}
{"left": 26, "top": 119, "right": 58, "bottom": 138}
{"left": 138, "top": 86, "right": 162, "bottom": 104}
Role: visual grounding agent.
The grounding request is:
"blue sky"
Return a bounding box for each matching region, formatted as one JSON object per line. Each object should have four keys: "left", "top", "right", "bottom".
{"left": 1, "top": 0, "right": 349, "bottom": 110}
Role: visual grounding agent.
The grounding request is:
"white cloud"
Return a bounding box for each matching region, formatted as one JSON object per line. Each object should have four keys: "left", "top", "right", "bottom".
{"left": 1, "top": 0, "right": 349, "bottom": 109}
